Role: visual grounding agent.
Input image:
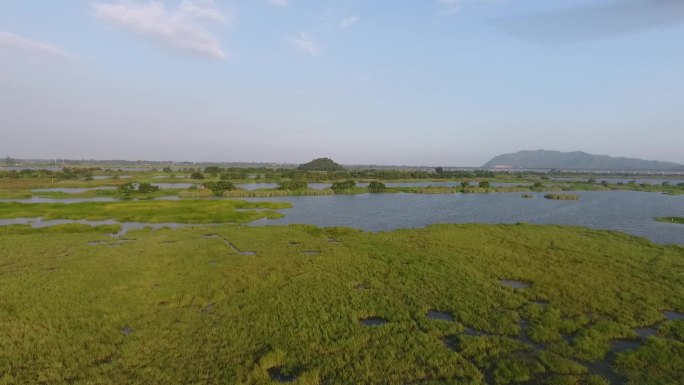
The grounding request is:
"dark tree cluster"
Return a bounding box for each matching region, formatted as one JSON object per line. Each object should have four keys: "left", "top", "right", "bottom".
{"left": 297, "top": 158, "right": 346, "bottom": 172}
{"left": 117, "top": 182, "right": 160, "bottom": 195}
{"left": 277, "top": 180, "right": 308, "bottom": 191}
{"left": 203, "top": 181, "right": 235, "bottom": 196}
{"left": 367, "top": 181, "right": 386, "bottom": 193}
{"left": 330, "top": 180, "right": 356, "bottom": 193}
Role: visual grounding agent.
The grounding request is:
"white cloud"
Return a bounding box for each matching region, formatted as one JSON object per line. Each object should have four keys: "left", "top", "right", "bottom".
{"left": 269, "top": 0, "right": 289, "bottom": 7}
{"left": 179, "top": 0, "right": 232, "bottom": 23}
{"left": 0, "top": 31, "right": 74, "bottom": 60}
{"left": 339, "top": 15, "right": 359, "bottom": 29}
{"left": 290, "top": 32, "right": 319, "bottom": 56}
{"left": 91, "top": 1, "right": 229, "bottom": 60}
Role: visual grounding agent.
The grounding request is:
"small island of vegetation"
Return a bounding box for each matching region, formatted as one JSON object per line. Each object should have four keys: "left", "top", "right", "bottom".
{"left": 656, "top": 217, "right": 684, "bottom": 224}
{"left": 544, "top": 194, "right": 580, "bottom": 201}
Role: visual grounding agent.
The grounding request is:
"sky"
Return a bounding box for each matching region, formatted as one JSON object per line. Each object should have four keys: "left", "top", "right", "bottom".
{"left": 1, "top": 0, "right": 683, "bottom": 166}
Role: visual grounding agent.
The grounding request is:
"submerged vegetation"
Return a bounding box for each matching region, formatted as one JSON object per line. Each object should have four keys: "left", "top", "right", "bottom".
{"left": 544, "top": 194, "right": 580, "bottom": 201}
{"left": 0, "top": 221, "right": 682, "bottom": 384}
{"left": 656, "top": 217, "right": 684, "bottom": 224}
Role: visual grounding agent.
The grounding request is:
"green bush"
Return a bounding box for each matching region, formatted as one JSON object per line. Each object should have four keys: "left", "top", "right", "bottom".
{"left": 203, "top": 181, "right": 235, "bottom": 197}
{"left": 331, "top": 180, "right": 356, "bottom": 193}
{"left": 278, "top": 180, "right": 308, "bottom": 191}
{"left": 367, "top": 181, "right": 386, "bottom": 193}
{"left": 116, "top": 182, "right": 159, "bottom": 195}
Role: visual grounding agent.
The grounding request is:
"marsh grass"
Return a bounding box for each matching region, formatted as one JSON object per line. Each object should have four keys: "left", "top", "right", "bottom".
{"left": 0, "top": 223, "right": 121, "bottom": 234}
{"left": 0, "top": 222, "right": 681, "bottom": 384}
{"left": 0, "top": 189, "right": 32, "bottom": 199}
{"left": 0, "top": 200, "right": 291, "bottom": 223}
{"left": 35, "top": 188, "right": 183, "bottom": 199}
{"left": 223, "top": 189, "right": 291, "bottom": 198}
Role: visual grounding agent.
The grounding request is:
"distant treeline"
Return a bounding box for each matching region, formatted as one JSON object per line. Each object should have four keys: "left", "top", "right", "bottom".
{"left": 2, "top": 167, "right": 684, "bottom": 186}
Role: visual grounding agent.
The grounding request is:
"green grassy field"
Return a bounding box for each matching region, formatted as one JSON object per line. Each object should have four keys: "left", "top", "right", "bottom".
{"left": 0, "top": 221, "right": 682, "bottom": 385}
{"left": 0, "top": 200, "right": 290, "bottom": 224}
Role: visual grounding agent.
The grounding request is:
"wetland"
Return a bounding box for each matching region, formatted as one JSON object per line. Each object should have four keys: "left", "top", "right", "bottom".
{"left": 0, "top": 167, "right": 683, "bottom": 385}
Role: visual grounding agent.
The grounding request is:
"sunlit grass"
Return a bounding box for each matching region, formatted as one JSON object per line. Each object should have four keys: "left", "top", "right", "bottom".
{"left": 0, "top": 222, "right": 681, "bottom": 384}
{"left": 0, "top": 200, "right": 290, "bottom": 223}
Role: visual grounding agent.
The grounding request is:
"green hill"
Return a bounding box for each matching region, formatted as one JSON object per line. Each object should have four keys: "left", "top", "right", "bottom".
{"left": 297, "top": 157, "right": 345, "bottom": 171}
{"left": 483, "top": 150, "right": 682, "bottom": 170}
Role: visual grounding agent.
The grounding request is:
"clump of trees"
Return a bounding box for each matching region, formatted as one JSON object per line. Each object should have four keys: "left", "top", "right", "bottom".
{"left": 204, "top": 166, "right": 222, "bottom": 177}
{"left": 479, "top": 181, "right": 491, "bottom": 188}
{"left": 117, "top": 182, "right": 160, "bottom": 195}
{"left": 367, "top": 181, "right": 386, "bottom": 193}
{"left": 331, "top": 180, "right": 356, "bottom": 193}
{"left": 278, "top": 180, "right": 308, "bottom": 191}
{"left": 297, "top": 158, "right": 346, "bottom": 171}
{"left": 0, "top": 167, "right": 106, "bottom": 180}
{"left": 203, "top": 181, "right": 235, "bottom": 197}
{"left": 190, "top": 172, "right": 205, "bottom": 180}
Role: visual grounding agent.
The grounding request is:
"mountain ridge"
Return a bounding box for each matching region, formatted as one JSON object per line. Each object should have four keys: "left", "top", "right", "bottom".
{"left": 483, "top": 150, "right": 682, "bottom": 170}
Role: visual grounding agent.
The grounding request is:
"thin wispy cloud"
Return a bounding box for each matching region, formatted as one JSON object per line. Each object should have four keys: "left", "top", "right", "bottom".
{"left": 439, "top": 0, "right": 510, "bottom": 14}
{"left": 439, "top": 0, "right": 463, "bottom": 14}
{"left": 269, "top": 0, "right": 289, "bottom": 7}
{"left": 494, "top": 0, "right": 684, "bottom": 44}
{"left": 290, "top": 32, "right": 319, "bottom": 56}
{"left": 91, "top": 0, "right": 230, "bottom": 60}
{"left": 179, "top": 0, "right": 232, "bottom": 23}
{"left": 0, "top": 31, "right": 74, "bottom": 60}
{"left": 340, "top": 15, "right": 359, "bottom": 29}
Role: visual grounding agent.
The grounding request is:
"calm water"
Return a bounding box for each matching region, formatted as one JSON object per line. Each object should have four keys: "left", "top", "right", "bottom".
{"left": 236, "top": 181, "right": 529, "bottom": 190}
{"left": 552, "top": 178, "right": 684, "bottom": 185}
{"left": 247, "top": 191, "right": 684, "bottom": 245}
{"left": 380, "top": 181, "right": 529, "bottom": 188}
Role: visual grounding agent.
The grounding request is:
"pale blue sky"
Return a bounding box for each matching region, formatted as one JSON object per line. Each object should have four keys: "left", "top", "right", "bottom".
{"left": 1, "top": 0, "right": 683, "bottom": 165}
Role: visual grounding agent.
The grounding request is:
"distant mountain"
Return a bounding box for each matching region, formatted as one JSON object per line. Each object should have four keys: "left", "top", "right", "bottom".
{"left": 297, "top": 157, "right": 346, "bottom": 171}
{"left": 483, "top": 150, "right": 682, "bottom": 170}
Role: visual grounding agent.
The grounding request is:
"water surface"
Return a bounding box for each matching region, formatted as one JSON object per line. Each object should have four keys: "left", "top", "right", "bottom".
{"left": 552, "top": 177, "right": 684, "bottom": 185}
{"left": 248, "top": 191, "right": 684, "bottom": 245}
